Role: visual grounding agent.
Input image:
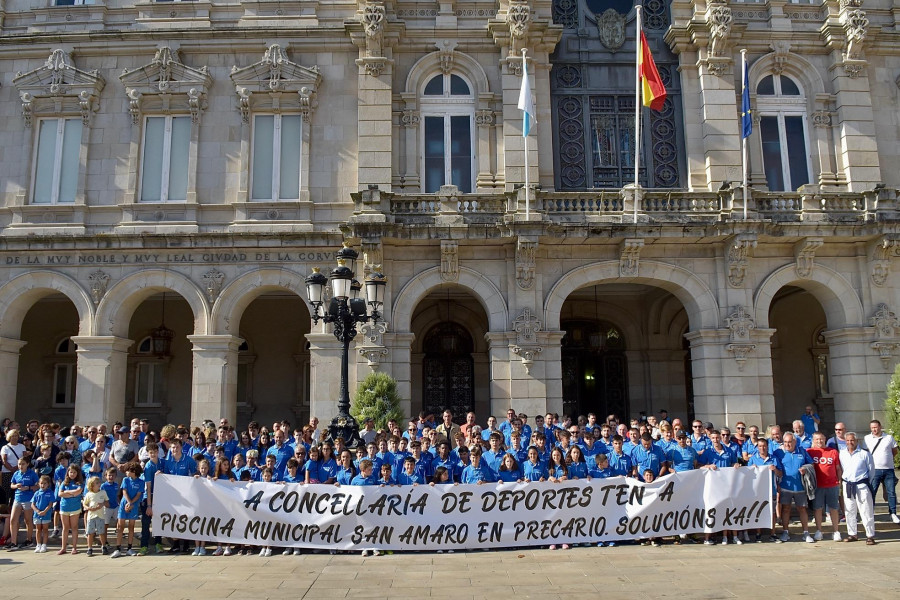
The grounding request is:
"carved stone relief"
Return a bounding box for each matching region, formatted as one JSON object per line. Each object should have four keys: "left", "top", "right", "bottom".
{"left": 619, "top": 238, "right": 644, "bottom": 278}
{"left": 794, "top": 237, "right": 823, "bottom": 279}
{"left": 727, "top": 235, "right": 757, "bottom": 288}
{"left": 440, "top": 240, "right": 459, "bottom": 283}
{"left": 516, "top": 239, "right": 537, "bottom": 290}
{"left": 88, "top": 270, "right": 110, "bottom": 305}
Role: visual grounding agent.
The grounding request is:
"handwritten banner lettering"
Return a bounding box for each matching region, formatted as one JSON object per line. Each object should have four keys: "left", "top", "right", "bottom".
{"left": 152, "top": 468, "right": 773, "bottom": 551}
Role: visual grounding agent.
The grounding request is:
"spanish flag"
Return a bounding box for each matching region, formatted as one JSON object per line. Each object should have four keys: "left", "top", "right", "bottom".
{"left": 639, "top": 32, "right": 667, "bottom": 111}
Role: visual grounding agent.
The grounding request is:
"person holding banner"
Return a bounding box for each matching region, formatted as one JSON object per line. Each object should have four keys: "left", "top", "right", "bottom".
{"left": 522, "top": 446, "right": 548, "bottom": 482}
{"left": 497, "top": 453, "right": 522, "bottom": 482}
{"left": 748, "top": 437, "right": 782, "bottom": 542}
{"left": 700, "top": 430, "right": 742, "bottom": 545}
{"left": 460, "top": 446, "right": 496, "bottom": 484}
{"left": 631, "top": 433, "right": 669, "bottom": 481}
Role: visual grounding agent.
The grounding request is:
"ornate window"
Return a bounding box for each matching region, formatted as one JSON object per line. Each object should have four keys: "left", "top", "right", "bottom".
{"left": 120, "top": 47, "right": 212, "bottom": 207}
{"left": 231, "top": 44, "right": 321, "bottom": 204}
{"left": 755, "top": 74, "right": 811, "bottom": 192}
{"left": 13, "top": 49, "right": 104, "bottom": 207}
{"left": 420, "top": 73, "right": 475, "bottom": 193}
{"left": 52, "top": 338, "right": 77, "bottom": 406}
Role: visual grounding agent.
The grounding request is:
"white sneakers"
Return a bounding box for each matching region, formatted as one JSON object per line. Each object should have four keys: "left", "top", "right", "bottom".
{"left": 892, "top": 514, "right": 900, "bottom": 524}
{"left": 778, "top": 530, "right": 790, "bottom": 543}
{"left": 813, "top": 530, "right": 823, "bottom": 542}
{"left": 33, "top": 544, "right": 47, "bottom": 553}
{"left": 803, "top": 532, "right": 814, "bottom": 544}
{"left": 259, "top": 548, "right": 272, "bottom": 557}
{"left": 833, "top": 531, "right": 842, "bottom": 542}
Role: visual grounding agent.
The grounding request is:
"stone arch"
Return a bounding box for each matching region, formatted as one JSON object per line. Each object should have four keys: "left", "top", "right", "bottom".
{"left": 393, "top": 267, "right": 508, "bottom": 333}
{"left": 558, "top": 295, "right": 641, "bottom": 347}
{"left": 544, "top": 261, "right": 720, "bottom": 331}
{"left": 748, "top": 51, "right": 827, "bottom": 104}
{"left": 0, "top": 271, "right": 94, "bottom": 338}
{"left": 754, "top": 263, "right": 863, "bottom": 329}
{"left": 210, "top": 267, "right": 313, "bottom": 335}
{"left": 404, "top": 49, "right": 492, "bottom": 98}
{"left": 96, "top": 269, "right": 209, "bottom": 337}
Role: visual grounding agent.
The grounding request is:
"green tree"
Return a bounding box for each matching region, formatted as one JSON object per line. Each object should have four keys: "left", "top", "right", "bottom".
{"left": 885, "top": 363, "right": 900, "bottom": 468}
{"left": 351, "top": 372, "right": 406, "bottom": 430}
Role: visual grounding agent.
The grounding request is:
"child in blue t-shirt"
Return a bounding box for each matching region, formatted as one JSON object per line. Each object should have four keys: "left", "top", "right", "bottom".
{"left": 31, "top": 475, "right": 56, "bottom": 553}
{"left": 497, "top": 453, "right": 522, "bottom": 482}
{"left": 111, "top": 463, "right": 143, "bottom": 559}
{"left": 8, "top": 457, "right": 39, "bottom": 549}
{"left": 51, "top": 452, "right": 70, "bottom": 540}
{"left": 57, "top": 465, "right": 84, "bottom": 554}
{"left": 351, "top": 459, "right": 376, "bottom": 486}
{"left": 396, "top": 457, "right": 424, "bottom": 485}
{"left": 100, "top": 468, "right": 120, "bottom": 555}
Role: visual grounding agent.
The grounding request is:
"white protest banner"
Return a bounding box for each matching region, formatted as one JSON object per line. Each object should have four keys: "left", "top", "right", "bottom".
{"left": 152, "top": 468, "right": 773, "bottom": 551}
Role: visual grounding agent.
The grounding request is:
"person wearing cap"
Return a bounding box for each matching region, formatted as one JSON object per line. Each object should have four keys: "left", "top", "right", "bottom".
{"left": 109, "top": 426, "right": 140, "bottom": 477}
{"left": 688, "top": 420, "right": 711, "bottom": 456}
{"left": 668, "top": 430, "right": 699, "bottom": 473}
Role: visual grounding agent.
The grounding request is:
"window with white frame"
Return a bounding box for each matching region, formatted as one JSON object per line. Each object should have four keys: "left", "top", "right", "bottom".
{"left": 251, "top": 114, "right": 303, "bottom": 201}
{"left": 134, "top": 336, "right": 165, "bottom": 407}
{"left": 756, "top": 74, "right": 812, "bottom": 192}
{"left": 140, "top": 115, "right": 191, "bottom": 202}
{"left": 52, "top": 338, "right": 77, "bottom": 406}
{"left": 32, "top": 118, "right": 82, "bottom": 204}
{"left": 421, "top": 73, "right": 475, "bottom": 193}
{"left": 54, "top": 0, "right": 96, "bottom": 5}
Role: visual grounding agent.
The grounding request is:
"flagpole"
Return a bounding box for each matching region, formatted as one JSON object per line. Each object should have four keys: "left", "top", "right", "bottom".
{"left": 522, "top": 48, "right": 530, "bottom": 219}
{"left": 633, "top": 5, "right": 642, "bottom": 223}
{"left": 741, "top": 48, "right": 748, "bottom": 221}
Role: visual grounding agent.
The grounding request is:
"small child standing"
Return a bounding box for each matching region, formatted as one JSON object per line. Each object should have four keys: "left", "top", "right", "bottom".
{"left": 57, "top": 465, "right": 84, "bottom": 554}
{"left": 258, "top": 467, "right": 275, "bottom": 556}
{"left": 51, "top": 452, "right": 70, "bottom": 539}
{"left": 31, "top": 475, "right": 56, "bottom": 553}
{"left": 82, "top": 477, "right": 109, "bottom": 557}
{"left": 110, "top": 463, "right": 143, "bottom": 558}
{"left": 191, "top": 459, "right": 212, "bottom": 556}
{"left": 100, "top": 468, "right": 120, "bottom": 555}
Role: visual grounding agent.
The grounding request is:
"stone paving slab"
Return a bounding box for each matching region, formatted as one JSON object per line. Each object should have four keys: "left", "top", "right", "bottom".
{"left": 0, "top": 513, "right": 898, "bottom": 598}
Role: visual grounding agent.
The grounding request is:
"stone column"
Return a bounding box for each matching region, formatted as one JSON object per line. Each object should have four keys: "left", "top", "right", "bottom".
{"left": 71, "top": 336, "right": 133, "bottom": 425}
{"left": 0, "top": 338, "right": 27, "bottom": 421}
{"left": 540, "top": 331, "right": 566, "bottom": 418}
{"left": 824, "top": 327, "right": 887, "bottom": 432}
{"left": 684, "top": 328, "right": 775, "bottom": 428}
{"left": 188, "top": 335, "right": 242, "bottom": 427}
{"left": 306, "top": 332, "right": 343, "bottom": 422}
{"left": 382, "top": 332, "right": 415, "bottom": 419}
{"left": 696, "top": 63, "right": 741, "bottom": 190}
{"left": 485, "top": 332, "right": 512, "bottom": 417}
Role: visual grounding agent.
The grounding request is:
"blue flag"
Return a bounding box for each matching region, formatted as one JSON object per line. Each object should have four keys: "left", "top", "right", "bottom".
{"left": 741, "top": 58, "right": 752, "bottom": 139}
{"left": 518, "top": 59, "right": 536, "bottom": 137}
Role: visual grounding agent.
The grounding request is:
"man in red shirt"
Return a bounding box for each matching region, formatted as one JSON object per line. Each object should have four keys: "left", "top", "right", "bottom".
{"left": 807, "top": 431, "right": 843, "bottom": 541}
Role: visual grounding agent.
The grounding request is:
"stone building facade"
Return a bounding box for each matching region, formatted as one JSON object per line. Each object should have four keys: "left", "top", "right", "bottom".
{"left": 0, "top": 0, "right": 898, "bottom": 434}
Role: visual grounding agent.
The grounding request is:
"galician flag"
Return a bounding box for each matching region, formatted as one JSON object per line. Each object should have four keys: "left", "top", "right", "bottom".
{"left": 518, "top": 58, "right": 536, "bottom": 137}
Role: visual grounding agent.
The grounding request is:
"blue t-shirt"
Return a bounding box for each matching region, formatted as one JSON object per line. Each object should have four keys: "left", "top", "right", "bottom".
{"left": 12, "top": 469, "right": 39, "bottom": 503}
{"left": 742, "top": 439, "right": 761, "bottom": 458}
{"left": 397, "top": 471, "right": 425, "bottom": 485}
{"left": 266, "top": 444, "right": 294, "bottom": 479}
{"left": 588, "top": 466, "right": 613, "bottom": 479}
{"left": 166, "top": 454, "right": 198, "bottom": 477}
{"left": 794, "top": 433, "right": 812, "bottom": 450}
{"left": 142, "top": 459, "right": 162, "bottom": 493}
{"left": 689, "top": 434, "right": 711, "bottom": 455}
{"left": 350, "top": 473, "right": 375, "bottom": 486}
{"left": 82, "top": 463, "right": 102, "bottom": 481}
{"left": 316, "top": 458, "right": 339, "bottom": 483}
{"left": 773, "top": 447, "right": 811, "bottom": 492}
{"left": 631, "top": 444, "right": 668, "bottom": 480}
{"left": 335, "top": 468, "right": 355, "bottom": 486}
{"left": 522, "top": 460, "right": 548, "bottom": 481}
{"left": 800, "top": 413, "right": 819, "bottom": 435}
{"left": 497, "top": 468, "right": 520, "bottom": 482}
{"left": 102, "top": 480, "right": 120, "bottom": 509}
{"left": 606, "top": 452, "right": 633, "bottom": 477}
{"left": 413, "top": 455, "right": 434, "bottom": 480}
{"left": 431, "top": 456, "right": 459, "bottom": 482}
{"left": 567, "top": 461, "right": 589, "bottom": 479}
{"left": 748, "top": 453, "right": 782, "bottom": 496}
{"left": 59, "top": 481, "right": 83, "bottom": 513}
{"left": 53, "top": 464, "right": 68, "bottom": 485}
{"left": 667, "top": 445, "right": 699, "bottom": 472}
{"left": 702, "top": 446, "right": 737, "bottom": 469}
{"left": 482, "top": 450, "right": 505, "bottom": 474}
{"left": 31, "top": 488, "right": 56, "bottom": 514}
{"left": 460, "top": 464, "right": 495, "bottom": 484}
{"left": 120, "top": 476, "right": 144, "bottom": 504}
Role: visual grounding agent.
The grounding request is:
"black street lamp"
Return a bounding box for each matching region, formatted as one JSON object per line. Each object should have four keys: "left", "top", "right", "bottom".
{"left": 305, "top": 243, "right": 387, "bottom": 448}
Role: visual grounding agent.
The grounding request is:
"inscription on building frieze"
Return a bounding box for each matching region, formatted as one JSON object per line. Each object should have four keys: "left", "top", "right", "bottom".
{"left": 2, "top": 251, "right": 336, "bottom": 266}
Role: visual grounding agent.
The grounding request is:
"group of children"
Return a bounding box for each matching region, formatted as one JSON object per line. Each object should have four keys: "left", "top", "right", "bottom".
{"left": 5, "top": 452, "right": 144, "bottom": 557}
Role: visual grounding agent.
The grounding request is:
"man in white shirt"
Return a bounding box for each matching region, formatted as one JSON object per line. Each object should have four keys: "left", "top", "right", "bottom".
{"left": 839, "top": 432, "right": 877, "bottom": 545}
{"left": 863, "top": 419, "right": 899, "bottom": 524}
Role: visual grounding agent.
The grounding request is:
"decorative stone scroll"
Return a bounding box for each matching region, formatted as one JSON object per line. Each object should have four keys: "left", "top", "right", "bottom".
{"left": 88, "top": 270, "right": 110, "bottom": 305}
{"left": 440, "top": 240, "right": 459, "bottom": 282}
{"left": 619, "top": 239, "right": 644, "bottom": 278}
{"left": 230, "top": 45, "right": 321, "bottom": 123}
{"left": 512, "top": 308, "right": 543, "bottom": 375}
{"left": 202, "top": 268, "right": 225, "bottom": 303}
{"left": 870, "top": 303, "right": 900, "bottom": 368}
{"left": 13, "top": 49, "right": 106, "bottom": 128}
{"left": 725, "top": 305, "right": 756, "bottom": 371}
{"left": 794, "top": 237, "right": 824, "bottom": 279}
{"left": 437, "top": 40, "right": 457, "bottom": 74}
{"left": 362, "top": 1, "right": 386, "bottom": 58}
{"left": 727, "top": 234, "right": 757, "bottom": 288}
{"left": 516, "top": 239, "right": 537, "bottom": 290}
{"left": 706, "top": 0, "right": 733, "bottom": 59}
{"left": 119, "top": 46, "right": 213, "bottom": 125}
{"left": 358, "top": 320, "right": 389, "bottom": 370}
{"left": 770, "top": 41, "right": 791, "bottom": 76}
{"left": 871, "top": 236, "right": 899, "bottom": 287}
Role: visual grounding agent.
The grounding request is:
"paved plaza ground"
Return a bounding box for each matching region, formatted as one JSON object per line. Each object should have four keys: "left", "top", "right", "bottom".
{"left": 2, "top": 508, "right": 898, "bottom": 599}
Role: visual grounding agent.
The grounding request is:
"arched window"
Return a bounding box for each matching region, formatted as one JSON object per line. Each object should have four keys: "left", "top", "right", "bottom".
{"left": 420, "top": 73, "right": 475, "bottom": 193}
{"left": 134, "top": 336, "right": 165, "bottom": 407}
{"left": 756, "top": 74, "right": 811, "bottom": 192}
{"left": 53, "top": 337, "right": 77, "bottom": 406}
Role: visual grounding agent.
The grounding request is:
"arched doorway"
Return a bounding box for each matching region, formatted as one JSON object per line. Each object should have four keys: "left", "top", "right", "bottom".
{"left": 558, "top": 283, "right": 690, "bottom": 423}
{"left": 422, "top": 322, "right": 475, "bottom": 422}
{"left": 236, "top": 292, "right": 310, "bottom": 428}
{"left": 125, "top": 292, "right": 193, "bottom": 426}
{"left": 410, "top": 287, "right": 489, "bottom": 422}
{"left": 561, "top": 320, "right": 627, "bottom": 420}
{"left": 769, "top": 285, "right": 830, "bottom": 430}
{"left": 15, "top": 294, "right": 80, "bottom": 423}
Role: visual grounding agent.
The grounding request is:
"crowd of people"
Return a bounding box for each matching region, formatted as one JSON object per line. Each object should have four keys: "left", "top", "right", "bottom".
{"left": 0, "top": 404, "right": 897, "bottom": 556}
